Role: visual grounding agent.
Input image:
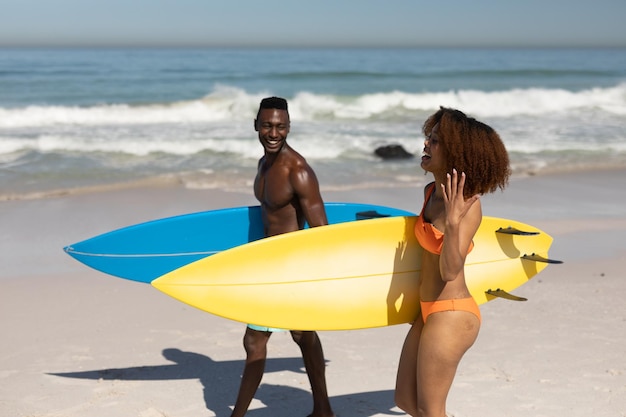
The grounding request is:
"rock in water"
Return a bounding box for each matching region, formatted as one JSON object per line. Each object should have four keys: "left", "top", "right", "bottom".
{"left": 374, "top": 144, "right": 414, "bottom": 160}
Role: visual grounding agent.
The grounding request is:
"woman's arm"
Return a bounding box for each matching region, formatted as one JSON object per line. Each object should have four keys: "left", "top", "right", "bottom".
{"left": 439, "top": 170, "right": 481, "bottom": 282}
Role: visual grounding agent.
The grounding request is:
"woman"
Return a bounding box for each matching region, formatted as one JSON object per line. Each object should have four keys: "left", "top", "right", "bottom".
{"left": 395, "top": 107, "right": 511, "bottom": 417}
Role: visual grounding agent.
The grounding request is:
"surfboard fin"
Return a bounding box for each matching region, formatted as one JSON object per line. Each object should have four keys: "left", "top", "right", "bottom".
{"left": 485, "top": 289, "right": 528, "bottom": 301}
{"left": 356, "top": 210, "right": 392, "bottom": 220}
{"left": 521, "top": 253, "right": 563, "bottom": 264}
{"left": 496, "top": 226, "right": 539, "bottom": 236}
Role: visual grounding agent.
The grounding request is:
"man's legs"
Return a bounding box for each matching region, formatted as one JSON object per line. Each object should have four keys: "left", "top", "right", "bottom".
{"left": 230, "top": 327, "right": 271, "bottom": 417}
{"left": 290, "top": 330, "right": 335, "bottom": 417}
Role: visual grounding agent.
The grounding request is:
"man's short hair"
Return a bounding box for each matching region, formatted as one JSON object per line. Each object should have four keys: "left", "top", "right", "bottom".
{"left": 259, "top": 97, "right": 288, "bottom": 112}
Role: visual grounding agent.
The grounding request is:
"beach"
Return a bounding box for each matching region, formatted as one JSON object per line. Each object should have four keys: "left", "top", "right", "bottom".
{"left": 1, "top": 168, "right": 624, "bottom": 417}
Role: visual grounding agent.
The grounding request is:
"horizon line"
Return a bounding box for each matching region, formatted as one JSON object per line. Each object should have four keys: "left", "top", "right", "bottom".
{"left": 1, "top": 43, "right": 626, "bottom": 49}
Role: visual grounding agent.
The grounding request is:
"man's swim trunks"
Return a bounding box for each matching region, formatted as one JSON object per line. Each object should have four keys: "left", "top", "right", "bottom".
{"left": 247, "top": 324, "right": 286, "bottom": 332}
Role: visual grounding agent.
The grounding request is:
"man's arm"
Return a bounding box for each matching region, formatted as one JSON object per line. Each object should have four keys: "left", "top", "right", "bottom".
{"left": 290, "top": 164, "right": 327, "bottom": 228}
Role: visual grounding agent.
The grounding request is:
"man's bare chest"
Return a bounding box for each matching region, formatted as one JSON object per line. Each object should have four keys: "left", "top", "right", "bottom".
{"left": 254, "top": 168, "right": 294, "bottom": 209}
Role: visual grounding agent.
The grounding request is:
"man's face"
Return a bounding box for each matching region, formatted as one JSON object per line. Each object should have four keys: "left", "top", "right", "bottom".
{"left": 255, "top": 108, "right": 290, "bottom": 154}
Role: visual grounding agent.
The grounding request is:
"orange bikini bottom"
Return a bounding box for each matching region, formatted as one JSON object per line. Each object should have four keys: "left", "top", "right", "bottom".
{"left": 420, "top": 297, "right": 481, "bottom": 323}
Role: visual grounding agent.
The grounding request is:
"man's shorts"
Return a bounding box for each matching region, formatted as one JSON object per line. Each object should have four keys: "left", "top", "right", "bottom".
{"left": 247, "top": 323, "right": 286, "bottom": 332}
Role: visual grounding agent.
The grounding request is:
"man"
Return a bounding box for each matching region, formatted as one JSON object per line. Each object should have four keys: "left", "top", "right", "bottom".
{"left": 230, "top": 97, "right": 335, "bottom": 417}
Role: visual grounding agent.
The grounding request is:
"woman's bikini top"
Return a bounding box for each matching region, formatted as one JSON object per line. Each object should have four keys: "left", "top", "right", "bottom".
{"left": 414, "top": 183, "right": 474, "bottom": 255}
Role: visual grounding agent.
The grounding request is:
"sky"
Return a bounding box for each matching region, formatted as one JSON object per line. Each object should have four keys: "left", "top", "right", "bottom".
{"left": 1, "top": 0, "right": 625, "bottom": 48}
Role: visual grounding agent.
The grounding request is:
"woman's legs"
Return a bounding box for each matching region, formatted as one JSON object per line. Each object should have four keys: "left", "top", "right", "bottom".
{"left": 395, "top": 311, "right": 479, "bottom": 417}
{"left": 395, "top": 319, "right": 424, "bottom": 415}
{"left": 416, "top": 311, "right": 480, "bottom": 417}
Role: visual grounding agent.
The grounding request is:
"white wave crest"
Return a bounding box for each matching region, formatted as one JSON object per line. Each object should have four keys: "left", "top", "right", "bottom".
{"left": 1, "top": 84, "right": 625, "bottom": 128}
{"left": 0, "top": 134, "right": 261, "bottom": 157}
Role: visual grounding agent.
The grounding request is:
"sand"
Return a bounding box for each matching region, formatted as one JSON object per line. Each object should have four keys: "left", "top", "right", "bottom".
{"left": 1, "top": 169, "right": 625, "bottom": 417}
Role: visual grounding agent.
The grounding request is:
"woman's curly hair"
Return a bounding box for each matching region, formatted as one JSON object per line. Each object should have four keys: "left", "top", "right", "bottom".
{"left": 423, "top": 107, "right": 511, "bottom": 197}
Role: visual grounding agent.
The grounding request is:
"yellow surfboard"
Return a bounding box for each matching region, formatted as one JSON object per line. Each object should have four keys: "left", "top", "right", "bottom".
{"left": 152, "top": 216, "right": 559, "bottom": 330}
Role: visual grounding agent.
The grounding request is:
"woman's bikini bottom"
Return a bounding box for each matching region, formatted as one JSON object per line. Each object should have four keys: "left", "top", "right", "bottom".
{"left": 420, "top": 297, "right": 481, "bottom": 323}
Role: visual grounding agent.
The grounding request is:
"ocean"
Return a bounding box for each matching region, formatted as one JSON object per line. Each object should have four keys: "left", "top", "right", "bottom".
{"left": 1, "top": 47, "right": 625, "bottom": 200}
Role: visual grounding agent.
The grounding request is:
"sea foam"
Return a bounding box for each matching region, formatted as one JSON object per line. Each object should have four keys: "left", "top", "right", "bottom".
{"left": 1, "top": 84, "right": 625, "bottom": 129}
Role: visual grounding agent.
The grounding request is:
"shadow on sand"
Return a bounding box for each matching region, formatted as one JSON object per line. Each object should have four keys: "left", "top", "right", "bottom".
{"left": 49, "top": 347, "right": 401, "bottom": 417}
